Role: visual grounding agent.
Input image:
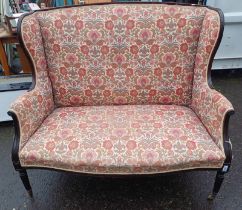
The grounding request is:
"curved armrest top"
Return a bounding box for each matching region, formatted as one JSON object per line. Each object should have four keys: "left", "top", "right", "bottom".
{"left": 191, "top": 84, "right": 234, "bottom": 151}
{"left": 9, "top": 85, "right": 54, "bottom": 150}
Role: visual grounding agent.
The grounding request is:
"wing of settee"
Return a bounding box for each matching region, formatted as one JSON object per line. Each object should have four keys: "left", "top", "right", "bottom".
{"left": 8, "top": 13, "right": 55, "bottom": 153}
{"left": 191, "top": 8, "right": 234, "bottom": 155}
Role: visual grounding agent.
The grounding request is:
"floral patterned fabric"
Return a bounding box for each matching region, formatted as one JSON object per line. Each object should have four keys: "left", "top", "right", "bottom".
{"left": 9, "top": 4, "right": 233, "bottom": 174}
{"left": 36, "top": 4, "right": 207, "bottom": 107}
{"left": 191, "top": 10, "right": 234, "bottom": 151}
{"left": 9, "top": 14, "right": 54, "bottom": 150}
{"left": 20, "top": 105, "right": 225, "bottom": 173}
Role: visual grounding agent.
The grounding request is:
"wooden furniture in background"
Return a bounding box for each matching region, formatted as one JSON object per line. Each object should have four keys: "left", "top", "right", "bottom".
{"left": 85, "top": 0, "right": 111, "bottom": 4}
{"left": 0, "top": 25, "right": 32, "bottom": 76}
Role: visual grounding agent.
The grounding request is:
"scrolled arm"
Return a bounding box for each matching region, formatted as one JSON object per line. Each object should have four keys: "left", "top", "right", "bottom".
{"left": 191, "top": 84, "right": 234, "bottom": 152}
{"left": 8, "top": 83, "right": 54, "bottom": 150}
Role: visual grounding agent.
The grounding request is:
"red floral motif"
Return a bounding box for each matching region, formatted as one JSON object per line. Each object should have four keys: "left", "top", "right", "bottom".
{"left": 167, "top": 7, "right": 176, "bottom": 15}
{"left": 180, "top": 43, "right": 188, "bottom": 53}
{"left": 178, "top": 18, "right": 186, "bottom": 28}
{"left": 137, "top": 76, "right": 150, "bottom": 87}
{"left": 160, "top": 96, "right": 171, "bottom": 104}
{"left": 114, "top": 54, "right": 126, "bottom": 65}
{"left": 106, "top": 69, "right": 114, "bottom": 78}
{"left": 105, "top": 20, "right": 114, "bottom": 30}
{"left": 70, "top": 95, "right": 82, "bottom": 104}
{"left": 65, "top": 53, "right": 78, "bottom": 64}
{"left": 126, "top": 140, "right": 137, "bottom": 150}
{"left": 176, "top": 88, "right": 183, "bottom": 96}
{"left": 126, "top": 20, "right": 135, "bottom": 30}
{"left": 174, "top": 67, "right": 182, "bottom": 76}
{"left": 68, "top": 141, "right": 79, "bottom": 150}
{"left": 31, "top": 24, "right": 38, "bottom": 33}
{"left": 142, "top": 150, "right": 159, "bottom": 164}
{"left": 162, "top": 140, "right": 172, "bottom": 150}
{"left": 162, "top": 53, "right": 176, "bottom": 65}
{"left": 113, "top": 7, "right": 126, "bottom": 17}
{"left": 130, "top": 45, "right": 139, "bottom": 54}
{"left": 103, "top": 140, "right": 113, "bottom": 150}
{"left": 79, "top": 122, "right": 88, "bottom": 129}
{"left": 130, "top": 90, "right": 138, "bottom": 97}
{"left": 54, "top": 19, "right": 63, "bottom": 29}
{"left": 150, "top": 44, "right": 159, "bottom": 54}
{"left": 114, "top": 96, "right": 127, "bottom": 104}
{"left": 80, "top": 45, "right": 89, "bottom": 55}
{"left": 42, "top": 29, "right": 51, "bottom": 39}
{"left": 90, "top": 77, "right": 104, "bottom": 87}
{"left": 81, "top": 149, "right": 98, "bottom": 163}
{"left": 78, "top": 68, "right": 86, "bottom": 78}
{"left": 154, "top": 68, "right": 162, "bottom": 77}
{"left": 58, "top": 87, "right": 67, "bottom": 96}
{"left": 101, "top": 46, "right": 109, "bottom": 55}
{"left": 85, "top": 89, "right": 92, "bottom": 97}
{"left": 45, "top": 141, "right": 55, "bottom": 151}
{"left": 176, "top": 110, "right": 184, "bottom": 116}
{"left": 190, "top": 28, "right": 200, "bottom": 40}
{"left": 149, "top": 89, "right": 157, "bottom": 97}
{"left": 125, "top": 68, "right": 134, "bottom": 77}
{"left": 37, "top": 95, "right": 43, "bottom": 104}
{"left": 75, "top": 20, "right": 83, "bottom": 30}
{"left": 206, "top": 45, "right": 212, "bottom": 53}
{"left": 186, "top": 141, "right": 197, "bottom": 150}
{"left": 53, "top": 44, "right": 61, "bottom": 53}
{"left": 23, "top": 99, "right": 32, "bottom": 108}
{"left": 87, "top": 30, "right": 101, "bottom": 41}
{"left": 157, "top": 19, "right": 165, "bottom": 29}
{"left": 139, "top": 29, "right": 152, "bottom": 42}
{"left": 103, "top": 90, "right": 111, "bottom": 97}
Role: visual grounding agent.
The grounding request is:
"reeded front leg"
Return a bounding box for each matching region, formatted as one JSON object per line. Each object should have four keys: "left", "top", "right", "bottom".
{"left": 18, "top": 169, "right": 33, "bottom": 197}
{"left": 208, "top": 140, "right": 232, "bottom": 200}
{"left": 208, "top": 169, "right": 226, "bottom": 200}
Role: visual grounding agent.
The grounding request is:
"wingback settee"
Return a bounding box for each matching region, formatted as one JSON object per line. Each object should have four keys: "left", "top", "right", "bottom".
{"left": 8, "top": 3, "right": 234, "bottom": 199}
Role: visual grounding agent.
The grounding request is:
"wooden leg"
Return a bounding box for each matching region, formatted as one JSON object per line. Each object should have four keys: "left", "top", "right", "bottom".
{"left": 0, "top": 40, "right": 11, "bottom": 76}
{"left": 208, "top": 170, "right": 225, "bottom": 200}
{"left": 18, "top": 169, "right": 33, "bottom": 197}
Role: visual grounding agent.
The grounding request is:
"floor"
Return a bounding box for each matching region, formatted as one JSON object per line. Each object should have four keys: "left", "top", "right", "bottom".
{"left": 0, "top": 70, "right": 242, "bottom": 210}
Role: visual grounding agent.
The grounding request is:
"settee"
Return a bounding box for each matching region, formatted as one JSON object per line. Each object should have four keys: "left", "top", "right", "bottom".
{"left": 8, "top": 3, "right": 234, "bottom": 199}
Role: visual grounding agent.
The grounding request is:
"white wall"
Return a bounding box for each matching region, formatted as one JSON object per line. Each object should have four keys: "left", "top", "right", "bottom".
{"left": 0, "top": 90, "right": 26, "bottom": 122}
{"left": 207, "top": 0, "right": 242, "bottom": 69}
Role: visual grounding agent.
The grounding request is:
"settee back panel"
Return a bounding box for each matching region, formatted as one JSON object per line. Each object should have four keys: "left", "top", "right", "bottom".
{"left": 24, "top": 4, "right": 209, "bottom": 106}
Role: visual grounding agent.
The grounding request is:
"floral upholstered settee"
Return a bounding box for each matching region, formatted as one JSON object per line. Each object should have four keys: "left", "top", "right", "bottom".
{"left": 9, "top": 3, "right": 234, "bottom": 199}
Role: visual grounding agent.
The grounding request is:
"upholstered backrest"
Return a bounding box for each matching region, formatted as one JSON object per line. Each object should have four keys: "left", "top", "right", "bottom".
{"left": 20, "top": 4, "right": 220, "bottom": 107}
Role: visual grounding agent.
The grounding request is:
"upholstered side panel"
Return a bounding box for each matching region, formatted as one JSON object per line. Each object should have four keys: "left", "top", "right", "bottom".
{"left": 36, "top": 4, "right": 207, "bottom": 106}
{"left": 9, "top": 14, "right": 54, "bottom": 150}
{"left": 191, "top": 9, "right": 234, "bottom": 151}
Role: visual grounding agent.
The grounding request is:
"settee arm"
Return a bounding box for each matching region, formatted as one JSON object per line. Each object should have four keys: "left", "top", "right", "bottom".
{"left": 8, "top": 12, "right": 55, "bottom": 157}
{"left": 8, "top": 85, "right": 54, "bottom": 152}
{"left": 191, "top": 84, "right": 234, "bottom": 153}
{"left": 191, "top": 8, "right": 234, "bottom": 155}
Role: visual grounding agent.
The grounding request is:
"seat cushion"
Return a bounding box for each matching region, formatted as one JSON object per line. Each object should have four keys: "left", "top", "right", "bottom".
{"left": 20, "top": 105, "right": 225, "bottom": 174}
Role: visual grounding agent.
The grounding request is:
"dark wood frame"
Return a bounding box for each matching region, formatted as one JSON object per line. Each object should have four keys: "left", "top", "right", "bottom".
{"left": 8, "top": 2, "right": 234, "bottom": 200}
